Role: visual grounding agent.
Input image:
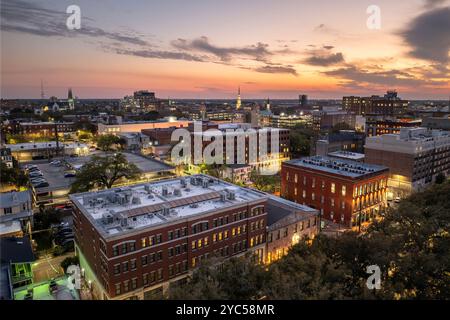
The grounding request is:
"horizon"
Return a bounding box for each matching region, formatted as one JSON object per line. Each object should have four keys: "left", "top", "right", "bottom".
{"left": 1, "top": 0, "right": 449, "bottom": 99}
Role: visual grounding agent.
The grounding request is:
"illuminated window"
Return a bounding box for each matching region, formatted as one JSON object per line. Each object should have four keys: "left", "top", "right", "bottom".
{"left": 141, "top": 238, "right": 147, "bottom": 248}
{"left": 197, "top": 239, "right": 202, "bottom": 248}
{"left": 213, "top": 233, "right": 217, "bottom": 242}
{"left": 218, "top": 232, "right": 223, "bottom": 241}
{"left": 331, "top": 183, "right": 336, "bottom": 194}
{"left": 192, "top": 241, "right": 196, "bottom": 250}
{"left": 342, "top": 185, "right": 346, "bottom": 196}
{"left": 204, "top": 237, "right": 208, "bottom": 246}
{"left": 294, "top": 174, "right": 298, "bottom": 183}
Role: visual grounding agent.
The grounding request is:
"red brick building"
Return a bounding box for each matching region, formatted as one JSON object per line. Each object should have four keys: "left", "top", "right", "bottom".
{"left": 281, "top": 156, "right": 389, "bottom": 230}
{"left": 70, "top": 175, "right": 267, "bottom": 300}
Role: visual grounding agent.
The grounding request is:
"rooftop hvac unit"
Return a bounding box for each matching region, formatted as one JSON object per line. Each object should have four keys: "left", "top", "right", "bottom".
{"left": 144, "top": 184, "right": 152, "bottom": 193}
{"left": 148, "top": 194, "right": 154, "bottom": 199}
{"left": 180, "top": 178, "right": 187, "bottom": 187}
{"left": 162, "top": 186, "right": 168, "bottom": 196}
{"left": 131, "top": 197, "right": 141, "bottom": 205}
{"left": 202, "top": 179, "right": 209, "bottom": 188}
{"left": 120, "top": 217, "right": 128, "bottom": 227}
{"left": 189, "top": 203, "right": 199, "bottom": 208}
{"left": 190, "top": 177, "right": 197, "bottom": 185}
{"left": 102, "top": 213, "right": 114, "bottom": 224}
{"left": 162, "top": 207, "right": 170, "bottom": 216}
{"left": 220, "top": 192, "right": 227, "bottom": 202}
{"left": 174, "top": 188, "right": 181, "bottom": 197}
{"left": 227, "top": 190, "right": 236, "bottom": 201}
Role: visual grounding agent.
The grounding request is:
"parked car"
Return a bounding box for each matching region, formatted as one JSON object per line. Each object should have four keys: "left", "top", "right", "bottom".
{"left": 64, "top": 172, "right": 76, "bottom": 178}
{"left": 34, "top": 182, "right": 49, "bottom": 188}
{"left": 29, "top": 172, "right": 43, "bottom": 178}
{"left": 31, "top": 179, "right": 47, "bottom": 185}
{"left": 27, "top": 167, "right": 40, "bottom": 172}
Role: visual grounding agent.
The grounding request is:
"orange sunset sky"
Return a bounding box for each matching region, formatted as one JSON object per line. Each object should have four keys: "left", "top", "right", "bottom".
{"left": 1, "top": 0, "right": 449, "bottom": 99}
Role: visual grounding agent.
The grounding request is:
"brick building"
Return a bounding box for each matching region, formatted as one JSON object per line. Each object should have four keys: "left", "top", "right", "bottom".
{"left": 70, "top": 175, "right": 267, "bottom": 300}
{"left": 281, "top": 156, "right": 389, "bottom": 230}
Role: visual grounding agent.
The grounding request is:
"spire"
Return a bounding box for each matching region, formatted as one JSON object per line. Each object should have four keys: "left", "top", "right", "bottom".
{"left": 68, "top": 88, "right": 73, "bottom": 100}
{"left": 236, "top": 86, "right": 242, "bottom": 110}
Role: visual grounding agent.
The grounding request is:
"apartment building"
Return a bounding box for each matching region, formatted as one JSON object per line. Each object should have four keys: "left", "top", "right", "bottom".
{"left": 281, "top": 156, "right": 389, "bottom": 230}
{"left": 70, "top": 175, "right": 267, "bottom": 300}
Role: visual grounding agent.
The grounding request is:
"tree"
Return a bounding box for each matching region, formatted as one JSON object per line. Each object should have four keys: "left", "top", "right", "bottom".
{"left": 96, "top": 134, "right": 123, "bottom": 152}
{"left": 435, "top": 173, "right": 446, "bottom": 184}
{"left": 70, "top": 153, "right": 141, "bottom": 193}
{"left": 290, "top": 124, "right": 314, "bottom": 158}
{"left": 0, "top": 161, "right": 28, "bottom": 188}
{"left": 61, "top": 256, "right": 80, "bottom": 272}
{"left": 249, "top": 170, "right": 280, "bottom": 194}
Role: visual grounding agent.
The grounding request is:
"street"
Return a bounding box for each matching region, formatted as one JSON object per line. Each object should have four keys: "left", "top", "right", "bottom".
{"left": 32, "top": 252, "right": 74, "bottom": 283}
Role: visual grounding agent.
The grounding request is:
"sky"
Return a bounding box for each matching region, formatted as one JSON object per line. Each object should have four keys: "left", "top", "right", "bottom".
{"left": 1, "top": 0, "right": 449, "bottom": 99}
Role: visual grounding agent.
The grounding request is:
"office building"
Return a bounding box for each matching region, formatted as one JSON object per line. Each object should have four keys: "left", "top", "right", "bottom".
{"left": 365, "top": 127, "right": 450, "bottom": 198}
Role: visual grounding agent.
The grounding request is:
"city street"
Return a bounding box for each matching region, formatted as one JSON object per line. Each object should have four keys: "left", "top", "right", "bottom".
{"left": 32, "top": 252, "right": 74, "bottom": 283}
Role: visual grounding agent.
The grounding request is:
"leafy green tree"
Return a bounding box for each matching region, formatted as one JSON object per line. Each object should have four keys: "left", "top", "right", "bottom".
{"left": 0, "top": 161, "right": 28, "bottom": 188}
{"left": 70, "top": 153, "right": 141, "bottom": 193}
{"left": 96, "top": 134, "right": 123, "bottom": 152}
{"left": 249, "top": 170, "right": 280, "bottom": 194}
{"left": 435, "top": 173, "right": 446, "bottom": 184}
{"left": 290, "top": 124, "right": 314, "bottom": 158}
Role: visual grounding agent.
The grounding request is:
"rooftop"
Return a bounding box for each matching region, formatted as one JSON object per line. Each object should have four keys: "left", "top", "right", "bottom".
{"left": 0, "top": 237, "right": 35, "bottom": 264}
{"left": 70, "top": 174, "right": 267, "bottom": 238}
{"left": 285, "top": 156, "right": 388, "bottom": 178}
{"left": 0, "top": 191, "right": 31, "bottom": 208}
{"left": 6, "top": 142, "right": 88, "bottom": 152}
{"left": 328, "top": 151, "right": 365, "bottom": 161}
{"left": 265, "top": 195, "right": 318, "bottom": 227}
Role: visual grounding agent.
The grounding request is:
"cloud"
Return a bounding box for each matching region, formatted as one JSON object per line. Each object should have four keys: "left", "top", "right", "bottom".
{"left": 171, "top": 36, "right": 272, "bottom": 62}
{"left": 400, "top": 7, "right": 450, "bottom": 64}
{"left": 253, "top": 65, "right": 297, "bottom": 75}
{"left": 324, "top": 66, "right": 447, "bottom": 87}
{"left": 113, "top": 48, "right": 205, "bottom": 62}
{"left": 323, "top": 45, "right": 335, "bottom": 50}
{"left": 304, "top": 52, "right": 345, "bottom": 66}
{"left": 422, "top": 0, "right": 449, "bottom": 8}
{"left": 0, "top": 0, "right": 149, "bottom": 46}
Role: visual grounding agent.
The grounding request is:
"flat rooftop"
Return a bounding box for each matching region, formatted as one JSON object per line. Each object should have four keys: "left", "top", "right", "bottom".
{"left": 328, "top": 151, "right": 365, "bottom": 161}
{"left": 285, "top": 156, "right": 388, "bottom": 178}
{"left": 70, "top": 174, "right": 267, "bottom": 238}
{"left": 6, "top": 142, "right": 88, "bottom": 152}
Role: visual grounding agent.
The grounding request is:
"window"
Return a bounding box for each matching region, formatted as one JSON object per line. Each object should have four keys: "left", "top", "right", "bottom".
{"left": 115, "top": 283, "right": 121, "bottom": 295}
{"left": 130, "top": 259, "right": 137, "bottom": 270}
{"left": 114, "top": 264, "right": 120, "bottom": 275}
{"left": 130, "top": 242, "right": 135, "bottom": 252}
{"left": 141, "top": 255, "right": 148, "bottom": 266}
{"left": 342, "top": 185, "right": 346, "bottom": 196}
{"left": 302, "top": 190, "right": 306, "bottom": 198}
{"left": 131, "top": 278, "right": 137, "bottom": 290}
{"left": 213, "top": 233, "right": 217, "bottom": 242}
{"left": 168, "top": 231, "right": 174, "bottom": 240}
{"left": 113, "top": 246, "right": 119, "bottom": 256}
{"left": 312, "top": 192, "right": 315, "bottom": 201}
{"left": 141, "top": 238, "right": 147, "bottom": 248}
{"left": 204, "top": 237, "right": 208, "bottom": 246}
{"left": 143, "top": 273, "right": 149, "bottom": 286}
{"left": 121, "top": 243, "right": 127, "bottom": 254}
{"left": 331, "top": 183, "right": 336, "bottom": 194}
{"left": 123, "top": 280, "right": 129, "bottom": 292}
{"left": 294, "top": 174, "right": 298, "bottom": 183}
{"left": 122, "top": 262, "right": 129, "bottom": 272}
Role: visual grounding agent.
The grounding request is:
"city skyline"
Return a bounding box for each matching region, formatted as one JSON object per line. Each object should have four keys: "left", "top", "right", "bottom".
{"left": 1, "top": 0, "right": 449, "bottom": 99}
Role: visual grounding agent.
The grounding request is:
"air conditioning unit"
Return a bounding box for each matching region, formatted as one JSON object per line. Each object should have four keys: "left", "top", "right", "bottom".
{"left": 180, "top": 178, "right": 187, "bottom": 187}
{"left": 162, "top": 186, "right": 168, "bottom": 196}
{"left": 173, "top": 188, "right": 181, "bottom": 197}
{"left": 131, "top": 197, "right": 141, "bottom": 205}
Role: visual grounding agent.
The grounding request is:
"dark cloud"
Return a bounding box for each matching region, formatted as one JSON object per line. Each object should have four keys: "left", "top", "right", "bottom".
{"left": 324, "top": 66, "right": 447, "bottom": 87}
{"left": 401, "top": 7, "right": 450, "bottom": 64}
{"left": 113, "top": 48, "right": 205, "bottom": 62}
{"left": 0, "top": 0, "right": 149, "bottom": 46}
{"left": 304, "top": 52, "right": 345, "bottom": 66}
{"left": 323, "top": 45, "right": 334, "bottom": 50}
{"left": 171, "top": 36, "right": 272, "bottom": 62}
{"left": 253, "top": 65, "right": 297, "bottom": 76}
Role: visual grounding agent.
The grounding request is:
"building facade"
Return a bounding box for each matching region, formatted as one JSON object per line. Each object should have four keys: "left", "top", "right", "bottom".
{"left": 365, "top": 127, "right": 450, "bottom": 199}
{"left": 281, "top": 156, "right": 389, "bottom": 230}
{"left": 70, "top": 175, "right": 267, "bottom": 300}
{"left": 0, "top": 191, "right": 33, "bottom": 238}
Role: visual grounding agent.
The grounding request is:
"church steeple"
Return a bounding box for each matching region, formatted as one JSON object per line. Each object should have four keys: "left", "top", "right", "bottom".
{"left": 68, "top": 88, "right": 75, "bottom": 110}
{"left": 236, "top": 86, "right": 241, "bottom": 110}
